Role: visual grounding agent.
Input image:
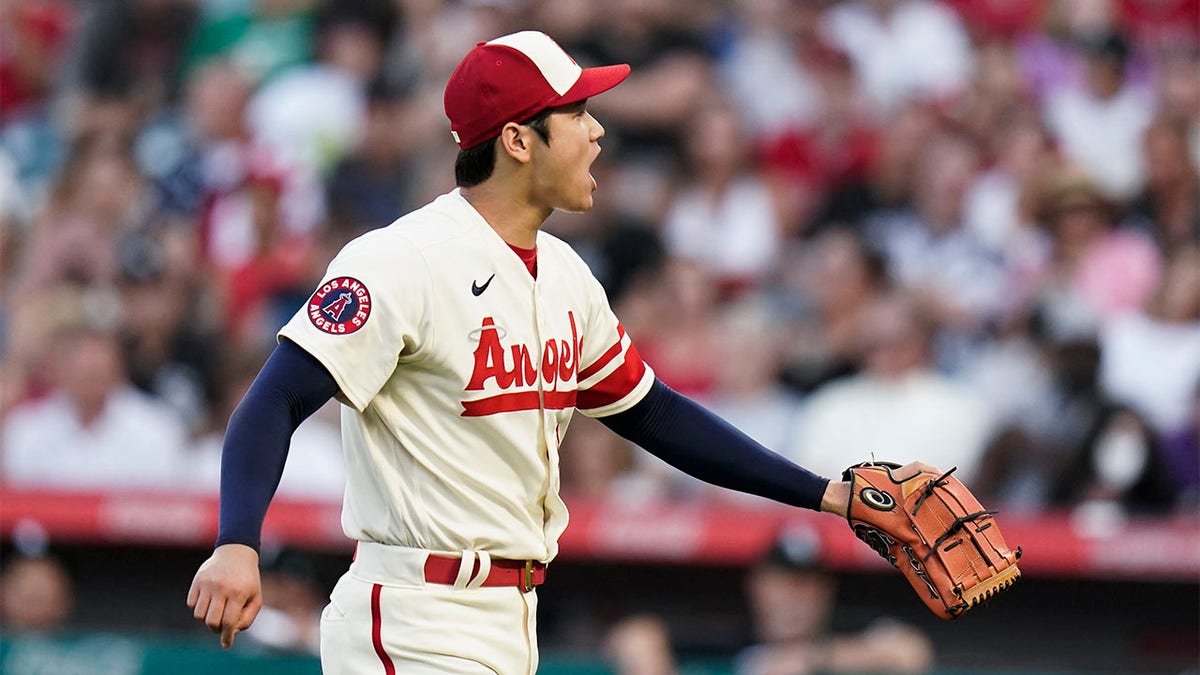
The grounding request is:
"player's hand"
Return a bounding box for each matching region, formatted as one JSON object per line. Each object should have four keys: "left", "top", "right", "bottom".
{"left": 821, "top": 462, "right": 943, "bottom": 518}
{"left": 891, "top": 460, "right": 942, "bottom": 481}
{"left": 186, "top": 543, "right": 262, "bottom": 649}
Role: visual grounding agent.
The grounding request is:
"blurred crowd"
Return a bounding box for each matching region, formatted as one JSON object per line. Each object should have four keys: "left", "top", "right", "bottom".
{"left": 1, "top": 0, "right": 1197, "bottom": 520}
{"left": 604, "top": 525, "right": 936, "bottom": 675}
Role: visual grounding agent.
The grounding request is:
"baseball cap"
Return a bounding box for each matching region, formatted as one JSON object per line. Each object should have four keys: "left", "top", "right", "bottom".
{"left": 443, "top": 31, "right": 631, "bottom": 149}
{"left": 758, "top": 524, "right": 825, "bottom": 572}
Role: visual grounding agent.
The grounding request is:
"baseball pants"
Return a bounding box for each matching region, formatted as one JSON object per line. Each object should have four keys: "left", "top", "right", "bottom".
{"left": 320, "top": 543, "right": 539, "bottom": 674}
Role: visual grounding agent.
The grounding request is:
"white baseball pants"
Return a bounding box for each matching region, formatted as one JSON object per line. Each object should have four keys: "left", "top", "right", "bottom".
{"left": 320, "top": 543, "right": 539, "bottom": 674}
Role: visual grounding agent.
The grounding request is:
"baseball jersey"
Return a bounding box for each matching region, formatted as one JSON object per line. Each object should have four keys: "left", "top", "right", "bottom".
{"left": 279, "top": 189, "right": 655, "bottom": 562}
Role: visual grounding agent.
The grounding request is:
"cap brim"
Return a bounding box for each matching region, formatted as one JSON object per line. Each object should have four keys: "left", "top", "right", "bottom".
{"left": 557, "top": 64, "right": 631, "bottom": 106}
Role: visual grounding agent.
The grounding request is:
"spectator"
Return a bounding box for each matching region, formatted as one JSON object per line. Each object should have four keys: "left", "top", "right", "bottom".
{"left": 185, "top": 58, "right": 260, "bottom": 270}
{"left": 325, "top": 78, "right": 420, "bottom": 247}
{"left": 183, "top": 59, "right": 323, "bottom": 347}
{"left": 953, "top": 40, "right": 1032, "bottom": 148}
{"left": 961, "top": 111, "right": 1055, "bottom": 318}
{"left": 592, "top": 215, "right": 667, "bottom": 307}
{"left": 117, "top": 253, "right": 219, "bottom": 433}
{"left": 700, "top": 297, "right": 804, "bottom": 505}
{"left": 1044, "top": 30, "right": 1156, "bottom": 200}
{"left": 1, "top": 282, "right": 95, "bottom": 411}
{"left": 1152, "top": 44, "right": 1199, "bottom": 152}
{"left": 1124, "top": 117, "right": 1200, "bottom": 251}
{"left": 821, "top": 0, "right": 975, "bottom": 115}
{"left": 17, "top": 136, "right": 148, "bottom": 293}
{"left": 2, "top": 325, "right": 187, "bottom": 491}
{"left": 558, "top": 413, "right": 670, "bottom": 505}
{"left": 247, "top": 1, "right": 398, "bottom": 177}
{"left": 962, "top": 111, "right": 1051, "bottom": 256}
{"left": 1054, "top": 406, "right": 1177, "bottom": 513}
{"left": 1098, "top": 244, "right": 1200, "bottom": 436}
{"left": 1013, "top": 0, "right": 1116, "bottom": 102}
{"left": 183, "top": 347, "right": 344, "bottom": 500}
{"left": 780, "top": 228, "right": 888, "bottom": 394}
{"left": 866, "top": 132, "right": 1009, "bottom": 367}
{"left": 718, "top": 0, "right": 823, "bottom": 140}
{"left": 662, "top": 99, "right": 783, "bottom": 294}
{"left": 814, "top": 101, "right": 937, "bottom": 232}
{"left": 66, "top": 0, "right": 198, "bottom": 111}
{"left": 242, "top": 548, "right": 324, "bottom": 655}
{"left": 0, "top": 553, "right": 74, "bottom": 632}
{"left": 605, "top": 614, "right": 680, "bottom": 675}
{"left": 758, "top": 42, "right": 880, "bottom": 233}
{"left": 210, "top": 152, "right": 320, "bottom": 348}
{"left": 132, "top": 54, "right": 251, "bottom": 222}
{"left": 1032, "top": 168, "right": 1162, "bottom": 342}
{"left": 787, "top": 292, "right": 994, "bottom": 482}
{"left": 737, "top": 526, "right": 933, "bottom": 675}
{"left": 575, "top": 0, "right": 714, "bottom": 166}
{"left": 634, "top": 259, "right": 722, "bottom": 400}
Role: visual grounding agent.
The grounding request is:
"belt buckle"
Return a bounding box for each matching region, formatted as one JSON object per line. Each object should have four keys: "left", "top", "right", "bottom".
{"left": 522, "top": 560, "right": 534, "bottom": 593}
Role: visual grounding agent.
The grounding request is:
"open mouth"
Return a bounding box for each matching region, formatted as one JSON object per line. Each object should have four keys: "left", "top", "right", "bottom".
{"left": 588, "top": 148, "right": 601, "bottom": 190}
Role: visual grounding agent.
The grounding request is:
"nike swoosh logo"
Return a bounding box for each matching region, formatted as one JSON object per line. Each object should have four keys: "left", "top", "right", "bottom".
{"left": 471, "top": 274, "right": 495, "bottom": 296}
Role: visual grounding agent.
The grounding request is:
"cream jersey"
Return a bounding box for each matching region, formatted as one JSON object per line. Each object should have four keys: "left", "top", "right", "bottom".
{"left": 279, "top": 189, "right": 655, "bottom": 562}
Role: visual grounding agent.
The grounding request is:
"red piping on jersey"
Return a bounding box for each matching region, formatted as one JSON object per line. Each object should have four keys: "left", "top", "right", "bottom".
{"left": 578, "top": 326, "right": 627, "bottom": 381}
{"left": 461, "top": 389, "right": 577, "bottom": 417}
{"left": 371, "top": 584, "right": 396, "bottom": 675}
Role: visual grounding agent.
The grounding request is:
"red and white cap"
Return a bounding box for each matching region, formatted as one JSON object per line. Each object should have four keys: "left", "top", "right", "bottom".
{"left": 444, "top": 31, "right": 631, "bottom": 150}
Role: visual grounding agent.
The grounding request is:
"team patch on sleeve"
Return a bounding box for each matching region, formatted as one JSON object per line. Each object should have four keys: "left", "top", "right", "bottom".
{"left": 307, "top": 276, "right": 372, "bottom": 334}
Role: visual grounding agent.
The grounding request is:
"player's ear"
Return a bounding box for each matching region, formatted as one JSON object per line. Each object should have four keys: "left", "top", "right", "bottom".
{"left": 498, "top": 122, "right": 534, "bottom": 164}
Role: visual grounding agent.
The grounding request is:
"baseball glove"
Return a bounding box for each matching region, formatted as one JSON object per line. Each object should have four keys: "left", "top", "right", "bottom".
{"left": 843, "top": 461, "right": 1021, "bottom": 620}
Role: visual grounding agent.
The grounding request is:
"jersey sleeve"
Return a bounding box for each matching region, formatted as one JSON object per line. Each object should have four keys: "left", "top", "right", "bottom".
{"left": 277, "top": 232, "right": 433, "bottom": 412}
{"left": 575, "top": 274, "right": 655, "bottom": 417}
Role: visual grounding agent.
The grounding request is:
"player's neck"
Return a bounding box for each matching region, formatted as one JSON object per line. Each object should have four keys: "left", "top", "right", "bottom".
{"left": 461, "top": 183, "right": 547, "bottom": 249}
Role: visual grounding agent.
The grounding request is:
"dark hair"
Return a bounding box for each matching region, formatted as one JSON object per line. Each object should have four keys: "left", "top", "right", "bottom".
{"left": 316, "top": 0, "right": 398, "bottom": 49}
{"left": 454, "top": 140, "right": 498, "bottom": 188}
{"left": 1080, "top": 31, "right": 1130, "bottom": 64}
{"left": 454, "top": 106, "right": 556, "bottom": 188}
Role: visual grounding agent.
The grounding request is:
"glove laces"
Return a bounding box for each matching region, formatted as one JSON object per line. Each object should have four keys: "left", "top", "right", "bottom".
{"left": 911, "top": 467, "right": 958, "bottom": 516}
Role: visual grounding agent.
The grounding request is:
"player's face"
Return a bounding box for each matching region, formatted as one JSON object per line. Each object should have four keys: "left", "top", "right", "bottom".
{"left": 529, "top": 102, "right": 605, "bottom": 213}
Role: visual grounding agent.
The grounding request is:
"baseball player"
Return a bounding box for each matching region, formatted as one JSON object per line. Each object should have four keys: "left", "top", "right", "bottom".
{"left": 187, "top": 30, "right": 935, "bottom": 673}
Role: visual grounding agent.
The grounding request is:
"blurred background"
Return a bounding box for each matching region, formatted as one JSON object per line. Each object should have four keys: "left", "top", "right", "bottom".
{"left": 0, "top": 0, "right": 1197, "bottom": 673}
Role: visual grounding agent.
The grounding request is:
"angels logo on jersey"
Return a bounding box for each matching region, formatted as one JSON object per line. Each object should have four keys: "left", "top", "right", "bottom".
{"left": 461, "top": 312, "right": 581, "bottom": 416}
{"left": 308, "top": 276, "right": 372, "bottom": 334}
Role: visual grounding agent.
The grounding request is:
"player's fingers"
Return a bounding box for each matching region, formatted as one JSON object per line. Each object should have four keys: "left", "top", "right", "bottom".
{"left": 220, "top": 621, "right": 239, "bottom": 650}
{"left": 191, "top": 587, "right": 211, "bottom": 621}
{"left": 186, "top": 579, "right": 200, "bottom": 609}
{"left": 237, "top": 593, "right": 263, "bottom": 631}
{"left": 893, "top": 461, "right": 942, "bottom": 481}
{"left": 220, "top": 595, "right": 247, "bottom": 649}
{"left": 204, "top": 594, "right": 228, "bottom": 634}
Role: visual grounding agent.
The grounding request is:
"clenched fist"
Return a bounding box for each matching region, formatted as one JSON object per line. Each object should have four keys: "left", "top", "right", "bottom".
{"left": 186, "top": 544, "right": 263, "bottom": 648}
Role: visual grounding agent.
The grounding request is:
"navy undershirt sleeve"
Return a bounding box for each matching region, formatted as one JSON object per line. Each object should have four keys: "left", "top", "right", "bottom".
{"left": 598, "top": 379, "right": 831, "bottom": 511}
{"left": 215, "top": 338, "right": 341, "bottom": 552}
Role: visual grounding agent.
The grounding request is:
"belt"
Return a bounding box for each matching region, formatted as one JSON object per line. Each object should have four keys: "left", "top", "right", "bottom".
{"left": 423, "top": 554, "right": 547, "bottom": 592}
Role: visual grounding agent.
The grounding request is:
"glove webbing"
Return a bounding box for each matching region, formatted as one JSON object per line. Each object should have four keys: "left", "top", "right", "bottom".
{"left": 924, "top": 509, "right": 998, "bottom": 563}
{"left": 938, "top": 475, "right": 1014, "bottom": 566}
{"left": 921, "top": 475, "right": 1011, "bottom": 583}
